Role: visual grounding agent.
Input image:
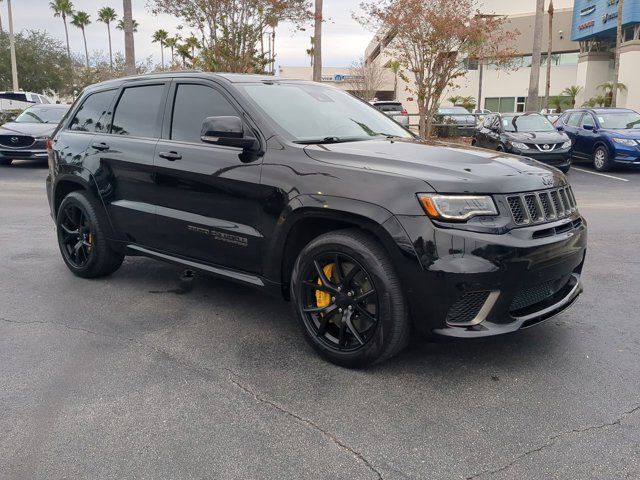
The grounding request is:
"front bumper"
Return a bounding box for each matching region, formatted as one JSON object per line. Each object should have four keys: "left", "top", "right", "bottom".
{"left": 0, "top": 148, "right": 48, "bottom": 161}
{"left": 510, "top": 148, "right": 571, "bottom": 167}
{"left": 394, "top": 214, "right": 587, "bottom": 338}
{"left": 612, "top": 145, "right": 640, "bottom": 166}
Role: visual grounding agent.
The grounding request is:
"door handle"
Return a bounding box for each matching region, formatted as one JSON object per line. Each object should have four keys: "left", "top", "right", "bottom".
{"left": 91, "top": 142, "right": 110, "bottom": 151}
{"left": 158, "top": 151, "right": 182, "bottom": 161}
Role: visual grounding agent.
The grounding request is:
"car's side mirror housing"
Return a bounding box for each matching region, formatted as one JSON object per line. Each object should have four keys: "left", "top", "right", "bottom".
{"left": 200, "top": 116, "right": 258, "bottom": 150}
{"left": 582, "top": 124, "right": 594, "bottom": 131}
{"left": 556, "top": 125, "right": 564, "bottom": 131}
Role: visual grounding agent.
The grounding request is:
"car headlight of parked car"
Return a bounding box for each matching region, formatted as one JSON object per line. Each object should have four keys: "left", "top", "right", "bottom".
{"left": 561, "top": 140, "right": 572, "bottom": 149}
{"left": 35, "top": 136, "right": 49, "bottom": 142}
{"left": 612, "top": 138, "right": 639, "bottom": 147}
{"left": 417, "top": 194, "right": 498, "bottom": 221}
{"left": 509, "top": 141, "right": 529, "bottom": 150}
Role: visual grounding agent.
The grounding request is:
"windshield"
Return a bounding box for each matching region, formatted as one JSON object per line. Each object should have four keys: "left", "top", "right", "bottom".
{"left": 14, "top": 107, "right": 66, "bottom": 124}
{"left": 596, "top": 112, "right": 640, "bottom": 129}
{"left": 502, "top": 114, "right": 555, "bottom": 132}
{"left": 439, "top": 107, "right": 470, "bottom": 115}
{"left": 238, "top": 83, "right": 412, "bottom": 143}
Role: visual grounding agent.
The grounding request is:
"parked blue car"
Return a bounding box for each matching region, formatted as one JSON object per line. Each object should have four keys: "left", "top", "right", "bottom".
{"left": 555, "top": 108, "right": 640, "bottom": 172}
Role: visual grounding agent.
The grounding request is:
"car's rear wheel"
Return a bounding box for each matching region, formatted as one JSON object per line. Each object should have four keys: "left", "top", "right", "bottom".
{"left": 56, "top": 191, "right": 124, "bottom": 278}
{"left": 593, "top": 145, "right": 613, "bottom": 172}
{"left": 290, "top": 229, "right": 410, "bottom": 368}
{"left": 0, "top": 158, "right": 12, "bottom": 166}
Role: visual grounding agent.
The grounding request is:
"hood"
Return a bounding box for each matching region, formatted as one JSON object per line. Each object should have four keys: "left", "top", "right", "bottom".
{"left": 0, "top": 122, "right": 57, "bottom": 137}
{"left": 303, "top": 138, "right": 566, "bottom": 194}
{"left": 504, "top": 131, "right": 569, "bottom": 143}
{"left": 601, "top": 128, "right": 640, "bottom": 140}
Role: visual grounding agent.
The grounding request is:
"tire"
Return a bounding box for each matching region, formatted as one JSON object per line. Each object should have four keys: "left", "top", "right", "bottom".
{"left": 0, "top": 158, "right": 12, "bottom": 166}
{"left": 290, "top": 229, "right": 410, "bottom": 368}
{"left": 496, "top": 145, "right": 505, "bottom": 152}
{"left": 593, "top": 145, "right": 613, "bottom": 172}
{"left": 56, "top": 190, "right": 124, "bottom": 278}
{"left": 471, "top": 139, "right": 477, "bottom": 146}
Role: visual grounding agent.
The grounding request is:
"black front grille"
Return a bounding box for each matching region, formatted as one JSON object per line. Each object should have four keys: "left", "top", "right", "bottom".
{"left": 446, "top": 291, "right": 490, "bottom": 325}
{"left": 510, "top": 279, "right": 565, "bottom": 312}
{"left": 506, "top": 186, "right": 577, "bottom": 226}
{"left": 0, "top": 135, "right": 34, "bottom": 148}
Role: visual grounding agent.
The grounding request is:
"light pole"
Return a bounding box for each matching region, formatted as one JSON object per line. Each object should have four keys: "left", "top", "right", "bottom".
{"left": 7, "top": 0, "right": 19, "bottom": 91}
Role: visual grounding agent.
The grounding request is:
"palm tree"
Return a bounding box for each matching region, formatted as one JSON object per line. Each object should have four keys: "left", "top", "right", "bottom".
{"left": 152, "top": 29, "right": 169, "bottom": 69}
{"left": 117, "top": 18, "right": 138, "bottom": 33}
{"left": 122, "top": 0, "right": 135, "bottom": 75}
{"left": 184, "top": 35, "right": 200, "bottom": 58}
{"left": 526, "top": 0, "right": 545, "bottom": 111}
{"left": 388, "top": 60, "right": 401, "bottom": 100}
{"left": 306, "top": 36, "right": 315, "bottom": 67}
{"left": 312, "top": 0, "right": 323, "bottom": 82}
{"left": 561, "top": 85, "right": 583, "bottom": 108}
{"left": 598, "top": 81, "right": 627, "bottom": 107}
{"left": 460, "top": 96, "right": 477, "bottom": 111}
{"left": 176, "top": 43, "right": 191, "bottom": 68}
{"left": 165, "top": 37, "right": 178, "bottom": 64}
{"left": 447, "top": 95, "right": 462, "bottom": 106}
{"left": 544, "top": 0, "right": 554, "bottom": 110}
{"left": 49, "top": 0, "right": 74, "bottom": 58}
{"left": 549, "top": 95, "right": 568, "bottom": 113}
{"left": 97, "top": 7, "right": 117, "bottom": 68}
{"left": 612, "top": 0, "right": 624, "bottom": 107}
{"left": 71, "top": 11, "right": 91, "bottom": 67}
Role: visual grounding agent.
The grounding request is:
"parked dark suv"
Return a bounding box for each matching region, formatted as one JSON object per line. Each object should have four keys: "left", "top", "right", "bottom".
{"left": 46, "top": 73, "right": 587, "bottom": 367}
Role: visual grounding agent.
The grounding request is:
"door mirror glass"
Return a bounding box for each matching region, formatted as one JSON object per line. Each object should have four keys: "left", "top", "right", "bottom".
{"left": 200, "top": 116, "right": 257, "bottom": 150}
{"left": 582, "top": 124, "right": 594, "bottom": 131}
{"left": 556, "top": 125, "right": 564, "bottom": 131}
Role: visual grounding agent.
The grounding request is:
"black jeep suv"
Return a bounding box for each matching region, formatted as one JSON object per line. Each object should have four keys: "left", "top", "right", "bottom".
{"left": 46, "top": 73, "right": 587, "bottom": 367}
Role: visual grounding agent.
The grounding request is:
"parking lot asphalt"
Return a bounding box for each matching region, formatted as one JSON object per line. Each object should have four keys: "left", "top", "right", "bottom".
{"left": 1, "top": 161, "right": 639, "bottom": 480}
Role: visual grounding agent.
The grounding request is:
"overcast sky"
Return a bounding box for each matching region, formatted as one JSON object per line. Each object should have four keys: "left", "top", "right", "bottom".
{"left": 4, "top": 1, "right": 574, "bottom": 68}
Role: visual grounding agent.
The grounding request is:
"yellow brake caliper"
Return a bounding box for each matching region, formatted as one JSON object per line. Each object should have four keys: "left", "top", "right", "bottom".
{"left": 315, "top": 263, "right": 334, "bottom": 309}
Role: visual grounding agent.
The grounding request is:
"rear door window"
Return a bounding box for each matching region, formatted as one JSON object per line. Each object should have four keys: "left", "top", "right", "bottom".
{"left": 110, "top": 84, "right": 166, "bottom": 138}
{"left": 68, "top": 89, "right": 117, "bottom": 133}
{"left": 170, "top": 83, "right": 238, "bottom": 144}
{"left": 581, "top": 114, "right": 595, "bottom": 128}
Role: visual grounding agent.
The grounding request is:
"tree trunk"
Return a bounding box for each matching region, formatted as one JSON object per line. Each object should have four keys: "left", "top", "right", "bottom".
{"left": 7, "top": 0, "right": 18, "bottom": 91}
{"left": 107, "top": 24, "right": 113, "bottom": 68}
{"left": 544, "top": 1, "right": 554, "bottom": 110}
{"left": 477, "top": 58, "right": 484, "bottom": 112}
{"left": 612, "top": 0, "right": 624, "bottom": 107}
{"left": 160, "top": 44, "right": 164, "bottom": 70}
{"left": 312, "top": 0, "right": 323, "bottom": 82}
{"left": 393, "top": 73, "right": 398, "bottom": 100}
{"left": 63, "top": 15, "right": 71, "bottom": 58}
{"left": 271, "top": 28, "right": 276, "bottom": 75}
{"left": 82, "top": 28, "right": 89, "bottom": 67}
{"left": 0, "top": 7, "right": 3, "bottom": 33}
{"left": 527, "top": 0, "right": 545, "bottom": 112}
{"left": 123, "top": 0, "right": 136, "bottom": 75}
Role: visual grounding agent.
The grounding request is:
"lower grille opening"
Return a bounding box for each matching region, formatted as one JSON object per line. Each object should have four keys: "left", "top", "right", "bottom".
{"left": 446, "top": 291, "right": 490, "bottom": 325}
{"left": 510, "top": 276, "right": 569, "bottom": 314}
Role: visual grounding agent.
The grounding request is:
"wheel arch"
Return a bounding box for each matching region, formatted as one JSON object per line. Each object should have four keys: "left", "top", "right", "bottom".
{"left": 53, "top": 175, "right": 92, "bottom": 217}
{"left": 266, "top": 195, "right": 419, "bottom": 299}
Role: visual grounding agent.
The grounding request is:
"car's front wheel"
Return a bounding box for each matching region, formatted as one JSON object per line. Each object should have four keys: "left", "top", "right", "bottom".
{"left": 593, "top": 145, "right": 613, "bottom": 172}
{"left": 56, "top": 191, "right": 124, "bottom": 278}
{"left": 290, "top": 229, "right": 410, "bottom": 368}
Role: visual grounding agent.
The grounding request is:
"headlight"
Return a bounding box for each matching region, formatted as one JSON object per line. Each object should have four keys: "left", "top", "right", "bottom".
{"left": 34, "top": 136, "right": 48, "bottom": 141}
{"left": 509, "top": 141, "right": 529, "bottom": 150}
{"left": 561, "top": 141, "right": 572, "bottom": 149}
{"left": 612, "top": 138, "right": 638, "bottom": 146}
{"left": 417, "top": 194, "right": 498, "bottom": 221}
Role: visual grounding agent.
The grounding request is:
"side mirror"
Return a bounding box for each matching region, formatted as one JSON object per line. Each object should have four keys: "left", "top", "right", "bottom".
{"left": 200, "top": 116, "right": 258, "bottom": 150}
{"left": 556, "top": 125, "right": 564, "bottom": 131}
{"left": 582, "top": 124, "right": 594, "bottom": 131}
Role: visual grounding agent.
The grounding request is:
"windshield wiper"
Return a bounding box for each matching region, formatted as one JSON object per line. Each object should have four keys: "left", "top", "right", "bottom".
{"left": 294, "top": 136, "right": 361, "bottom": 145}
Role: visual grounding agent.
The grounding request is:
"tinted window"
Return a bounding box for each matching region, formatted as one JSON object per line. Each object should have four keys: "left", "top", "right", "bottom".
{"left": 582, "top": 114, "right": 595, "bottom": 128}
{"left": 566, "top": 113, "right": 582, "bottom": 127}
{"left": 69, "top": 90, "right": 116, "bottom": 132}
{"left": 376, "top": 103, "right": 403, "bottom": 112}
{"left": 171, "top": 84, "right": 237, "bottom": 143}
{"left": 502, "top": 114, "right": 555, "bottom": 132}
{"left": 111, "top": 84, "right": 165, "bottom": 137}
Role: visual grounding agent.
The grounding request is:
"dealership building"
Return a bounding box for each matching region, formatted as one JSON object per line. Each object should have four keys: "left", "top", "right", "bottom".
{"left": 279, "top": 0, "right": 640, "bottom": 113}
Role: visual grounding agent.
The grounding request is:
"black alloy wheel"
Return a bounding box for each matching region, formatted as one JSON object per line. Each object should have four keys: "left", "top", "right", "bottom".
{"left": 291, "top": 229, "right": 410, "bottom": 368}
{"left": 56, "top": 191, "right": 124, "bottom": 278}
{"left": 58, "top": 203, "right": 94, "bottom": 269}
{"left": 300, "top": 252, "right": 379, "bottom": 352}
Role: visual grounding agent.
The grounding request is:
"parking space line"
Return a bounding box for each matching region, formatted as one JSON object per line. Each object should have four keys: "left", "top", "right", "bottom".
{"left": 571, "top": 167, "right": 629, "bottom": 182}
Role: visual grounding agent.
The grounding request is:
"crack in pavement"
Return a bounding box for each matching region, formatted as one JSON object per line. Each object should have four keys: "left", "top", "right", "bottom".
{"left": 1, "top": 316, "right": 384, "bottom": 479}
{"left": 227, "top": 373, "right": 384, "bottom": 480}
{"left": 466, "top": 404, "right": 640, "bottom": 479}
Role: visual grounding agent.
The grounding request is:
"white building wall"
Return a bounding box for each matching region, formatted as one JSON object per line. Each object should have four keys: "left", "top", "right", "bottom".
{"left": 617, "top": 42, "right": 640, "bottom": 112}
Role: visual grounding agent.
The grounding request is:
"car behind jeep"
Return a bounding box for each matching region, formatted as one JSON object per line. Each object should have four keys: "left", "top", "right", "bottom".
{"left": 46, "top": 73, "right": 587, "bottom": 367}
